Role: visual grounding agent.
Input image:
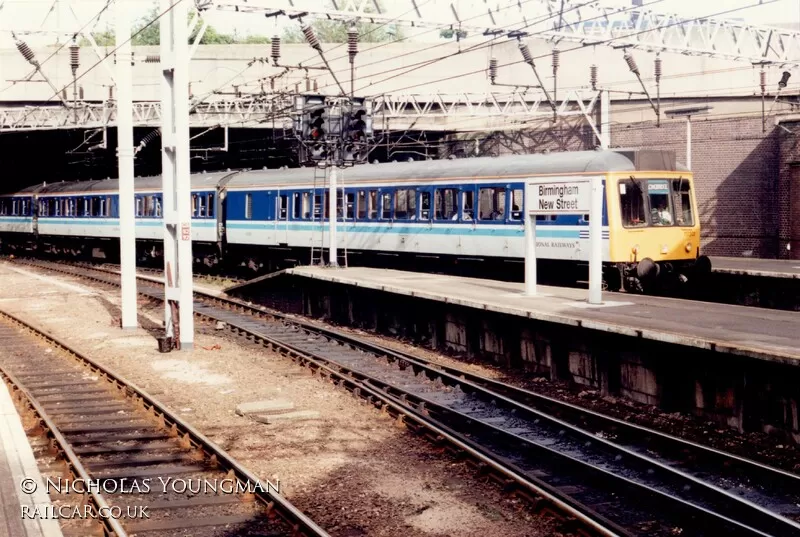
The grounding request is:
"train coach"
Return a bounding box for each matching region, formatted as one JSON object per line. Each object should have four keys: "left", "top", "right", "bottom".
{"left": 0, "top": 149, "right": 710, "bottom": 293}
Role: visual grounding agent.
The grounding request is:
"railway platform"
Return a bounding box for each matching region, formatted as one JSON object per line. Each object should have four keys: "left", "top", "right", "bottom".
{"left": 711, "top": 256, "right": 800, "bottom": 279}
{"left": 0, "top": 381, "right": 63, "bottom": 537}
{"left": 705, "top": 257, "right": 800, "bottom": 310}
{"left": 227, "top": 266, "right": 800, "bottom": 443}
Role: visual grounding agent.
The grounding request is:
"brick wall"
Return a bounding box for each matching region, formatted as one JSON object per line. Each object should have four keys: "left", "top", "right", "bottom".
{"left": 778, "top": 121, "right": 800, "bottom": 259}
{"left": 613, "top": 117, "right": 781, "bottom": 257}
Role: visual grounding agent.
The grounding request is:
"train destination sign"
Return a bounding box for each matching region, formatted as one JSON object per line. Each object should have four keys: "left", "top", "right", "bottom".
{"left": 529, "top": 181, "right": 591, "bottom": 214}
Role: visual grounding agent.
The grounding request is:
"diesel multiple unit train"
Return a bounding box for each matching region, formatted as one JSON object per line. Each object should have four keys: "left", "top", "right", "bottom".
{"left": 0, "top": 149, "right": 710, "bottom": 292}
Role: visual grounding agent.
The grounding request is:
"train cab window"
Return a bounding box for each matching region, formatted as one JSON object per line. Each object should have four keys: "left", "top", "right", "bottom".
{"left": 357, "top": 191, "right": 367, "bottom": 219}
{"left": 345, "top": 192, "right": 355, "bottom": 219}
{"left": 394, "top": 189, "right": 416, "bottom": 220}
{"left": 671, "top": 179, "right": 694, "bottom": 227}
{"left": 279, "top": 194, "right": 288, "bottom": 220}
{"left": 381, "top": 192, "right": 393, "bottom": 220}
{"left": 420, "top": 192, "right": 431, "bottom": 220}
{"left": 434, "top": 188, "right": 458, "bottom": 220}
{"left": 510, "top": 189, "right": 523, "bottom": 220}
{"left": 478, "top": 187, "right": 506, "bottom": 221}
{"left": 462, "top": 190, "right": 474, "bottom": 220}
{"left": 619, "top": 179, "right": 647, "bottom": 228}
{"left": 647, "top": 180, "right": 673, "bottom": 226}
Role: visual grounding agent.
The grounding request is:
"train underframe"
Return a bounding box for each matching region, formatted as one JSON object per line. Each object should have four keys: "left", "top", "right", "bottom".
{"left": 1, "top": 234, "right": 711, "bottom": 295}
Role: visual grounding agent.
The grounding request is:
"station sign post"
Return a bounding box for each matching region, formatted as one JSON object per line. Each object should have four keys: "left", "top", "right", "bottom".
{"left": 524, "top": 176, "right": 604, "bottom": 305}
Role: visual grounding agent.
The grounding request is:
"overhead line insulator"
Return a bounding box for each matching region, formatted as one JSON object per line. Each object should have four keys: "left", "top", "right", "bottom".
{"left": 624, "top": 52, "right": 639, "bottom": 76}
{"left": 518, "top": 41, "right": 534, "bottom": 64}
{"left": 347, "top": 25, "right": 358, "bottom": 62}
{"left": 69, "top": 44, "right": 80, "bottom": 75}
{"left": 271, "top": 36, "right": 281, "bottom": 65}
{"left": 654, "top": 56, "right": 662, "bottom": 84}
{"left": 590, "top": 64, "right": 598, "bottom": 91}
{"left": 488, "top": 58, "right": 498, "bottom": 83}
{"left": 552, "top": 48, "right": 560, "bottom": 74}
{"left": 302, "top": 25, "right": 321, "bottom": 51}
{"left": 15, "top": 38, "right": 38, "bottom": 66}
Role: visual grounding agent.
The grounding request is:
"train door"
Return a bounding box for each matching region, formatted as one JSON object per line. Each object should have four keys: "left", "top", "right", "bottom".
{"left": 276, "top": 191, "right": 289, "bottom": 246}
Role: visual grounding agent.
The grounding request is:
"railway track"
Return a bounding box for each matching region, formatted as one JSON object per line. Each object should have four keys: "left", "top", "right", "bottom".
{"left": 7, "top": 257, "right": 800, "bottom": 537}
{"left": 0, "top": 308, "right": 328, "bottom": 537}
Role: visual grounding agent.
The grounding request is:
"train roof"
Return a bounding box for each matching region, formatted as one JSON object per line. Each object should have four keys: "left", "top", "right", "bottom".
{"left": 6, "top": 149, "right": 687, "bottom": 196}
{"left": 225, "top": 149, "right": 687, "bottom": 189}
{"left": 15, "top": 170, "right": 234, "bottom": 195}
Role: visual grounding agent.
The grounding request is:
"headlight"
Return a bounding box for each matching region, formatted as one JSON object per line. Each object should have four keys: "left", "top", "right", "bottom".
{"left": 632, "top": 246, "right": 638, "bottom": 254}
{"left": 685, "top": 243, "right": 692, "bottom": 252}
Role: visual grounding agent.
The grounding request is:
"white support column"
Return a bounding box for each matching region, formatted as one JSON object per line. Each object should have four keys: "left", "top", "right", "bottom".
{"left": 116, "top": 0, "right": 137, "bottom": 330}
{"left": 686, "top": 117, "right": 692, "bottom": 169}
{"left": 599, "top": 90, "right": 610, "bottom": 149}
{"left": 161, "top": 0, "right": 194, "bottom": 350}
{"left": 524, "top": 212, "right": 537, "bottom": 296}
{"left": 588, "top": 177, "right": 603, "bottom": 305}
{"left": 328, "top": 166, "right": 337, "bottom": 267}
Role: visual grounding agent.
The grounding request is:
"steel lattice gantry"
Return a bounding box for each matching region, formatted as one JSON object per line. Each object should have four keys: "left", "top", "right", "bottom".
{"left": 196, "top": 0, "right": 800, "bottom": 67}
{"left": 0, "top": 89, "right": 603, "bottom": 131}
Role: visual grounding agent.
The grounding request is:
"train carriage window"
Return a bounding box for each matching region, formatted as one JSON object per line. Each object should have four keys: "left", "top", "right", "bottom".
{"left": 196, "top": 194, "right": 207, "bottom": 218}
{"left": 510, "top": 189, "right": 523, "bottom": 220}
{"left": 394, "top": 189, "right": 417, "bottom": 220}
{"left": 207, "top": 194, "right": 214, "bottom": 217}
{"left": 12, "top": 199, "right": 19, "bottom": 216}
{"left": 435, "top": 188, "right": 458, "bottom": 220}
{"left": 420, "top": 192, "right": 431, "bottom": 220}
{"left": 336, "top": 191, "right": 344, "bottom": 218}
{"left": 346, "top": 192, "right": 355, "bottom": 219}
{"left": 478, "top": 187, "right": 506, "bottom": 220}
{"left": 245, "top": 194, "right": 253, "bottom": 219}
{"left": 313, "top": 194, "right": 322, "bottom": 219}
{"left": 0, "top": 200, "right": 7, "bottom": 216}
{"left": 381, "top": 192, "right": 393, "bottom": 220}
{"left": 82, "top": 198, "right": 90, "bottom": 217}
{"left": 671, "top": 179, "right": 694, "bottom": 227}
{"left": 67, "top": 199, "right": 75, "bottom": 217}
{"left": 619, "top": 179, "right": 647, "bottom": 228}
{"left": 279, "top": 194, "right": 288, "bottom": 220}
{"left": 154, "top": 197, "right": 162, "bottom": 218}
{"left": 462, "top": 190, "right": 474, "bottom": 220}
{"left": 647, "top": 180, "right": 673, "bottom": 226}
{"left": 323, "top": 192, "right": 330, "bottom": 219}
{"left": 368, "top": 190, "right": 378, "bottom": 219}
{"left": 136, "top": 198, "right": 143, "bottom": 217}
{"left": 357, "top": 191, "right": 367, "bottom": 219}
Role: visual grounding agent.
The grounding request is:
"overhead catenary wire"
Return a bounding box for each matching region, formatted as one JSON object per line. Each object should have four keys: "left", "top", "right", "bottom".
{"left": 2, "top": 0, "right": 187, "bottom": 133}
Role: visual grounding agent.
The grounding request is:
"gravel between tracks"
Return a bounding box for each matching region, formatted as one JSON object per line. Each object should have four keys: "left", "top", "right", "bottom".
{"left": 185, "top": 274, "right": 800, "bottom": 475}
{"left": 0, "top": 262, "right": 559, "bottom": 537}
